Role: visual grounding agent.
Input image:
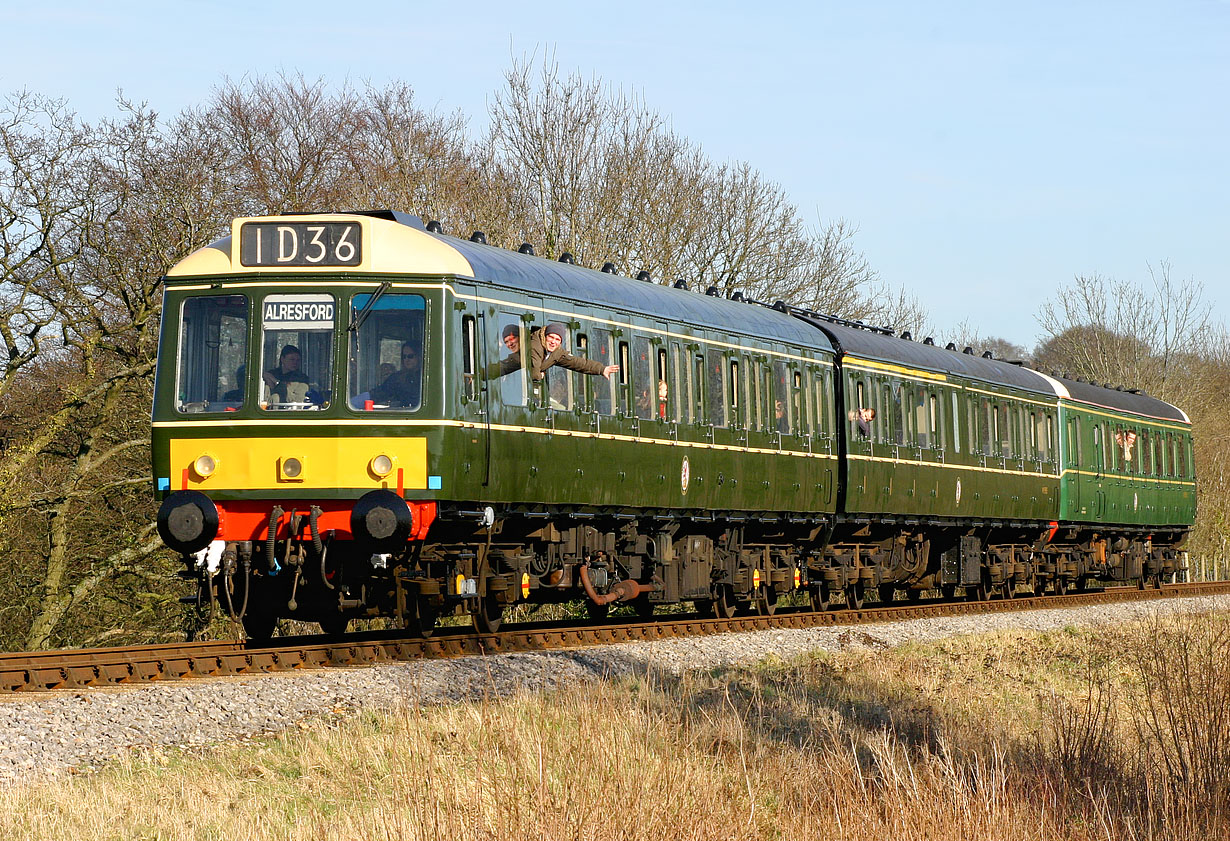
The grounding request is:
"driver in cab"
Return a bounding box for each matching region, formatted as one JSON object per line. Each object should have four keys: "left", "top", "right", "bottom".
{"left": 263, "top": 345, "right": 311, "bottom": 403}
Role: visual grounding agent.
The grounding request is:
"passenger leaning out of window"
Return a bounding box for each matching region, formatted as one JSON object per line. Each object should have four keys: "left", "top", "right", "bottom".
{"left": 495, "top": 323, "right": 618, "bottom": 381}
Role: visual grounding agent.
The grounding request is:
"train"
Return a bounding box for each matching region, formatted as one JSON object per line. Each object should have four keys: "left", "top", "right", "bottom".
{"left": 153, "top": 210, "right": 1195, "bottom": 639}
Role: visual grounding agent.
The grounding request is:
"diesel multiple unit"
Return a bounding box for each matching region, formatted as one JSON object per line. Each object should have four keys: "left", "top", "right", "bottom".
{"left": 153, "top": 211, "right": 1195, "bottom": 638}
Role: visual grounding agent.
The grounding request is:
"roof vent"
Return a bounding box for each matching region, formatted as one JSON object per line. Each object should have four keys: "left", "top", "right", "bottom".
{"left": 635, "top": 269, "right": 652, "bottom": 281}
{"left": 901, "top": 331, "right": 912, "bottom": 341}
{"left": 946, "top": 342, "right": 957, "bottom": 351}
{"left": 604, "top": 263, "right": 620, "bottom": 275}
{"left": 982, "top": 350, "right": 993, "bottom": 358}
{"left": 705, "top": 285, "right": 720, "bottom": 297}
{"left": 923, "top": 336, "right": 934, "bottom": 345}
{"left": 773, "top": 300, "right": 788, "bottom": 312}
{"left": 731, "top": 291, "right": 745, "bottom": 302}
{"left": 426, "top": 220, "right": 443, "bottom": 234}
{"left": 518, "top": 242, "right": 535, "bottom": 255}
{"left": 559, "top": 252, "right": 574, "bottom": 264}
{"left": 673, "top": 279, "right": 689, "bottom": 290}
{"left": 469, "top": 231, "right": 486, "bottom": 244}
{"left": 963, "top": 347, "right": 974, "bottom": 355}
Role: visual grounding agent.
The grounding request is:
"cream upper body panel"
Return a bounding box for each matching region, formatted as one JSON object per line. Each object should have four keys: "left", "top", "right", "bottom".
{"left": 165, "top": 214, "right": 475, "bottom": 278}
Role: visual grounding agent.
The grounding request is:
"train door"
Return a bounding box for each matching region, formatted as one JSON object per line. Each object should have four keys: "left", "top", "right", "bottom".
{"left": 454, "top": 284, "right": 489, "bottom": 485}
{"left": 1065, "top": 414, "right": 1082, "bottom": 515}
{"left": 1092, "top": 423, "right": 1106, "bottom": 517}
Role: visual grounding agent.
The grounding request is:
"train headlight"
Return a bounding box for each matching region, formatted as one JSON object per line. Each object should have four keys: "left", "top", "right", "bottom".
{"left": 279, "top": 457, "right": 304, "bottom": 481}
{"left": 370, "top": 454, "right": 394, "bottom": 477}
{"left": 192, "top": 454, "right": 217, "bottom": 478}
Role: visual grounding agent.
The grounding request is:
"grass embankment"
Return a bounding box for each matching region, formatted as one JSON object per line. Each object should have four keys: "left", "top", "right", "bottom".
{"left": 3, "top": 611, "right": 1229, "bottom": 840}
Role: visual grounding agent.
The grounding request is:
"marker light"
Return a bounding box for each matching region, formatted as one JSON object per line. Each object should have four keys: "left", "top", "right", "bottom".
{"left": 192, "top": 454, "right": 217, "bottom": 478}
{"left": 279, "top": 457, "right": 304, "bottom": 480}
{"left": 370, "top": 454, "right": 394, "bottom": 477}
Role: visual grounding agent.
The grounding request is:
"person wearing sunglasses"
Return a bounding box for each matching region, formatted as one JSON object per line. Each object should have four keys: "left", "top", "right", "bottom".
{"left": 369, "top": 340, "right": 423, "bottom": 408}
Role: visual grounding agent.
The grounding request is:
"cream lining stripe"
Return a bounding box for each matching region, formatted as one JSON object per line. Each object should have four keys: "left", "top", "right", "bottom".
{"left": 154, "top": 418, "right": 839, "bottom": 461}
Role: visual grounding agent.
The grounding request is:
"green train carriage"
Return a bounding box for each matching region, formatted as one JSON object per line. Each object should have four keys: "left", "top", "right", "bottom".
{"left": 154, "top": 211, "right": 840, "bottom": 636}
{"left": 779, "top": 317, "right": 1193, "bottom": 603}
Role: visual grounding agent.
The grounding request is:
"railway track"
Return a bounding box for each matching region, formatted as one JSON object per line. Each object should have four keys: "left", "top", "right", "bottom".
{"left": 4, "top": 581, "right": 1229, "bottom": 693}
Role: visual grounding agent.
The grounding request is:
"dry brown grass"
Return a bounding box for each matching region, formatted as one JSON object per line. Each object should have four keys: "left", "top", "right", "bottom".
{"left": 2, "top": 612, "right": 1227, "bottom": 840}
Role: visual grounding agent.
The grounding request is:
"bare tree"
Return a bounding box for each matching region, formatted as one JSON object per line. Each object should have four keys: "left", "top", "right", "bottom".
{"left": 1035, "top": 264, "right": 1211, "bottom": 401}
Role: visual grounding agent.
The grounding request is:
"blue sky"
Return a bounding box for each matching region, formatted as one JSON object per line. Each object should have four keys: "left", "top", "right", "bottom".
{"left": 3, "top": 0, "right": 1227, "bottom": 349}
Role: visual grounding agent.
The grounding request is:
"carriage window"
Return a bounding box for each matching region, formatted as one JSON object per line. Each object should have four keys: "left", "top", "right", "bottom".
{"left": 816, "top": 374, "right": 827, "bottom": 438}
{"left": 770, "top": 359, "right": 788, "bottom": 434}
{"left": 951, "top": 392, "right": 961, "bottom": 454}
{"left": 801, "top": 370, "right": 814, "bottom": 435}
{"left": 793, "top": 370, "right": 806, "bottom": 435}
{"left": 632, "top": 336, "right": 654, "bottom": 420}
{"left": 261, "top": 293, "right": 336, "bottom": 411}
{"left": 672, "top": 344, "right": 687, "bottom": 423}
{"left": 729, "top": 359, "right": 742, "bottom": 428}
{"left": 997, "top": 404, "right": 1011, "bottom": 456}
{"left": 176, "top": 295, "right": 249, "bottom": 413}
{"left": 489, "top": 312, "right": 527, "bottom": 408}
{"left": 544, "top": 327, "right": 573, "bottom": 411}
{"left": 618, "top": 341, "right": 631, "bottom": 415}
{"left": 984, "top": 401, "right": 996, "bottom": 455}
{"left": 708, "top": 348, "right": 727, "bottom": 428}
{"left": 462, "top": 316, "right": 477, "bottom": 400}
{"left": 590, "top": 329, "right": 615, "bottom": 415}
{"left": 656, "top": 347, "right": 669, "bottom": 421}
{"left": 915, "top": 389, "right": 931, "bottom": 448}
{"left": 1141, "top": 429, "right": 1153, "bottom": 475}
{"left": 929, "top": 394, "right": 940, "bottom": 449}
{"left": 693, "top": 354, "right": 706, "bottom": 424}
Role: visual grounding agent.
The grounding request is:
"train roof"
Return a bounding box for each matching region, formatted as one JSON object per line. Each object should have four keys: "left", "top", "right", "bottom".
{"left": 799, "top": 315, "right": 1189, "bottom": 424}
{"left": 436, "top": 232, "right": 833, "bottom": 352}
{"left": 1048, "top": 374, "right": 1190, "bottom": 423}
{"left": 805, "top": 317, "right": 1056, "bottom": 394}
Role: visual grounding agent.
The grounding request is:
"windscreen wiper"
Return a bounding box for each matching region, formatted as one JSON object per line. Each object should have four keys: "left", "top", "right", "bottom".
{"left": 349, "top": 281, "right": 391, "bottom": 333}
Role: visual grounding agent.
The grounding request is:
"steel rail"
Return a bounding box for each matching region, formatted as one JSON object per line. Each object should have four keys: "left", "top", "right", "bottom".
{"left": 3, "top": 581, "right": 1228, "bottom": 693}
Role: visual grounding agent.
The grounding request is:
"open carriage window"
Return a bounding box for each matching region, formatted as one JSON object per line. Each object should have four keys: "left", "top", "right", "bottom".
{"left": 175, "top": 295, "right": 249, "bottom": 413}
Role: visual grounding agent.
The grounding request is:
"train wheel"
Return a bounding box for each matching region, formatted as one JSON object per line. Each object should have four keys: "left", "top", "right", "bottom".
{"left": 714, "top": 585, "right": 738, "bottom": 619}
{"left": 694, "top": 599, "right": 715, "bottom": 618}
{"left": 586, "top": 601, "right": 610, "bottom": 620}
{"left": 809, "top": 584, "right": 831, "bottom": 612}
{"left": 878, "top": 585, "right": 895, "bottom": 605}
{"left": 1000, "top": 581, "right": 1016, "bottom": 600}
{"left": 1054, "top": 578, "right": 1069, "bottom": 596}
{"left": 318, "top": 614, "right": 350, "bottom": 636}
{"left": 1152, "top": 573, "right": 1164, "bottom": 590}
{"left": 473, "top": 594, "right": 504, "bottom": 634}
{"left": 846, "top": 582, "right": 865, "bottom": 610}
{"left": 941, "top": 584, "right": 958, "bottom": 601}
{"left": 756, "top": 585, "right": 778, "bottom": 616}
{"left": 632, "top": 594, "right": 655, "bottom": 619}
